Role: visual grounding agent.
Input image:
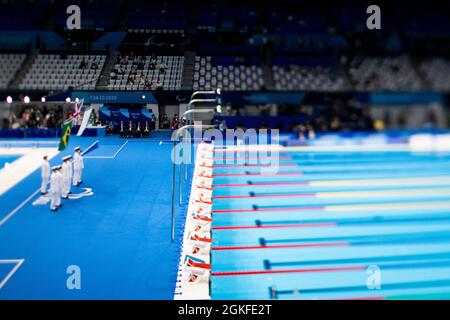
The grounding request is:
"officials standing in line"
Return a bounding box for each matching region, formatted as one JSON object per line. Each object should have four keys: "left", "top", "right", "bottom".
{"left": 73, "top": 146, "right": 84, "bottom": 187}
{"left": 41, "top": 155, "right": 50, "bottom": 194}
{"left": 50, "top": 165, "right": 62, "bottom": 212}
{"left": 46, "top": 146, "right": 85, "bottom": 211}
{"left": 61, "top": 155, "right": 72, "bottom": 199}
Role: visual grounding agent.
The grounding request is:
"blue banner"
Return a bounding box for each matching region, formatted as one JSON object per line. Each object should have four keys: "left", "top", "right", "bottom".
{"left": 71, "top": 91, "right": 157, "bottom": 104}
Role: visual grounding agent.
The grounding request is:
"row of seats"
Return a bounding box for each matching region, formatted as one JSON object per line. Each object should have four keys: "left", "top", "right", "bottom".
{"left": 0, "top": 54, "right": 26, "bottom": 89}
{"left": 108, "top": 55, "right": 184, "bottom": 91}
{"left": 273, "top": 65, "right": 349, "bottom": 91}
{"left": 193, "top": 56, "right": 264, "bottom": 91}
{"left": 2, "top": 53, "right": 449, "bottom": 92}
{"left": 19, "top": 54, "right": 106, "bottom": 91}
{"left": 419, "top": 58, "right": 450, "bottom": 92}
{"left": 348, "top": 56, "right": 424, "bottom": 91}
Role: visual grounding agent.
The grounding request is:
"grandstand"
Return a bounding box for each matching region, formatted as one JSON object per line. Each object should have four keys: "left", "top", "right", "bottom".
{"left": 0, "top": 54, "right": 26, "bottom": 89}
{"left": 193, "top": 56, "right": 264, "bottom": 91}
{"left": 108, "top": 54, "right": 184, "bottom": 91}
{"left": 19, "top": 54, "right": 106, "bottom": 91}
{"left": 1, "top": 0, "right": 450, "bottom": 304}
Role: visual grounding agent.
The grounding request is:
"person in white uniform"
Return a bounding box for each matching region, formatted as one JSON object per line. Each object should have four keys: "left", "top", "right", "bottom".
{"left": 55, "top": 165, "right": 63, "bottom": 208}
{"left": 40, "top": 155, "right": 50, "bottom": 194}
{"left": 61, "top": 155, "right": 72, "bottom": 199}
{"left": 73, "top": 146, "right": 84, "bottom": 186}
{"left": 49, "top": 166, "right": 60, "bottom": 212}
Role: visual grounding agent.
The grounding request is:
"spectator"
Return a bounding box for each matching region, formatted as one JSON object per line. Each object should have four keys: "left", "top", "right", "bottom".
{"left": 79, "top": 60, "right": 88, "bottom": 69}
{"left": 159, "top": 62, "right": 167, "bottom": 75}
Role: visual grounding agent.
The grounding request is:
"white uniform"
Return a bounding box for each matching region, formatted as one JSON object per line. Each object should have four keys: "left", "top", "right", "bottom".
{"left": 61, "top": 160, "right": 72, "bottom": 198}
{"left": 67, "top": 159, "right": 73, "bottom": 194}
{"left": 73, "top": 152, "right": 84, "bottom": 186}
{"left": 56, "top": 170, "right": 63, "bottom": 207}
{"left": 49, "top": 171, "right": 60, "bottom": 211}
{"left": 41, "top": 160, "right": 50, "bottom": 193}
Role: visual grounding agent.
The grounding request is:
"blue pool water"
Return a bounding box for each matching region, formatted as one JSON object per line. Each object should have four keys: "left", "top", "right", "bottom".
{"left": 211, "top": 149, "right": 450, "bottom": 300}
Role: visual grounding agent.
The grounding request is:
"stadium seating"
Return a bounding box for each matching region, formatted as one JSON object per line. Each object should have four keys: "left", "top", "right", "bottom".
{"left": 272, "top": 58, "right": 349, "bottom": 91}
{"left": 419, "top": 58, "right": 450, "bottom": 92}
{"left": 348, "top": 56, "right": 424, "bottom": 91}
{"left": 0, "top": 54, "right": 26, "bottom": 89}
{"left": 108, "top": 55, "right": 184, "bottom": 91}
{"left": 19, "top": 54, "right": 106, "bottom": 90}
{"left": 193, "top": 56, "right": 264, "bottom": 91}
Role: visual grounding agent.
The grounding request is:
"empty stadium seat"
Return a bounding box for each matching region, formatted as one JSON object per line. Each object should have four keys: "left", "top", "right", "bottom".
{"left": 193, "top": 56, "right": 264, "bottom": 91}
{"left": 19, "top": 54, "right": 106, "bottom": 90}
{"left": 348, "top": 56, "right": 424, "bottom": 92}
{"left": 419, "top": 58, "right": 450, "bottom": 92}
{"left": 0, "top": 54, "right": 26, "bottom": 89}
{"left": 272, "top": 64, "right": 349, "bottom": 91}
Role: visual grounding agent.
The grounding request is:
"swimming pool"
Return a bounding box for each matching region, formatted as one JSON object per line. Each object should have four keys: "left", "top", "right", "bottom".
{"left": 210, "top": 148, "right": 450, "bottom": 300}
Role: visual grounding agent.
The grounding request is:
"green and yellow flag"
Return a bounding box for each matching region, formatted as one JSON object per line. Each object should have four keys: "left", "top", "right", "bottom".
{"left": 58, "top": 120, "right": 73, "bottom": 151}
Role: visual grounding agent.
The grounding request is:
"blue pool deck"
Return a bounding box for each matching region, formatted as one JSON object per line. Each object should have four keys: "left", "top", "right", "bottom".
{"left": 0, "top": 134, "right": 188, "bottom": 299}
{"left": 0, "top": 155, "right": 21, "bottom": 169}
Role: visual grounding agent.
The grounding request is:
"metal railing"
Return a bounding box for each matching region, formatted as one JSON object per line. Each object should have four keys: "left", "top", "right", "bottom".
{"left": 169, "top": 88, "right": 221, "bottom": 241}
{"left": 170, "top": 124, "right": 215, "bottom": 242}
{"left": 190, "top": 88, "right": 221, "bottom": 101}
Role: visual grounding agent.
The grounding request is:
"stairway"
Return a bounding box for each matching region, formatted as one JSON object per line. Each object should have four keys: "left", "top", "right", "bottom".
{"left": 262, "top": 64, "right": 275, "bottom": 91}
{"left": 96, "top": 51, "right": 119, "bottom": 90}
{"left": 181, "top": 51, "right": 195, "bottom": 90}
{"left": 8, "top": 50, "right": 38, "bottom": 90}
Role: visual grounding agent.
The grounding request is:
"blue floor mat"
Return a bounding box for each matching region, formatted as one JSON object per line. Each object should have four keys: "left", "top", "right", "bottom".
{"left": 0, "top": 135, "right": 188, "bottom": 299}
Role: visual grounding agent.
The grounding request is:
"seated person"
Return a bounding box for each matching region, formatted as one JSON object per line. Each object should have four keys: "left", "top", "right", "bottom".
{"left": 127, "top": 75, "right": 134, "bottom": 85}
{"left": 161, "top": 113, "right": 170, "bottom": 129}
{"left": 79, "top": 60, "right": 88, "bottom": 69}
{"left": 134, "top": 122, "right": 142, "bottom": 138}
{"left": 143, "top": 121, "right": 150, "bottom": 137}
{"left": 159, "top": 63, "right": 168, "bottom": 75}
{"left": 127, "top": 121, "right": 134, "bottom": 138}
{"left": 119, "top": 121, "right": 126, "bottom": 137}
{"left": 171, "top": 114, "right": 179, "bottom": 130}
{"left": 151, "top": 114, "right": 156, "bottom": 130}
{"left": 106, "top": 121, "right": 114, "bottom": 135}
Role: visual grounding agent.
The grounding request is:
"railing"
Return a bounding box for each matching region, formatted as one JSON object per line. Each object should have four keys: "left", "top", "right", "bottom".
{"left": 170, "top": 124, "right": 215, "bottom": 242}
{"left": 169, "top": 88, "right": 221, "bottom": 241}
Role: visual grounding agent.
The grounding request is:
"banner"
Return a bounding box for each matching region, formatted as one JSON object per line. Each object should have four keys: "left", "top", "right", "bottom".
{"left": 77, "top": 108, "right": 93, "bottom": 137}
{"left": 58, "top": 120, "right": 73, "bottom": 151}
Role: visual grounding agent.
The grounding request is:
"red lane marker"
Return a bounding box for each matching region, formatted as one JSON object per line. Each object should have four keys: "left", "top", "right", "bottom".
{"left": 214, "top": 172, "right": 303, "bottom": 177}
{"left": 214, "top": 206, "right": 324, "bottom": 213}
{"left": 214, "top": 193, "right": 315, "bottom": 199}
{"left": 213, "top": 150, "right": 287, "bottom": 154}
{"left": 213, "top": 241, "right": 349, "bottom": 251}
{"left": 213, "top": 156, "right": 292, "bottom": 161}
{"left": 211, "top": 265, "right": 363, "bottom": 276}
{"left": 214, "top": 163, "right": 297, "bottom": 168}
{"left": 213, "top": 183, "right": 256, "bottom": 187}
{"left": 213, "top": 181, "right": 310, "bottom": 188}
{"left": 212, "top": 222, "right": 336, "bottom": 230}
